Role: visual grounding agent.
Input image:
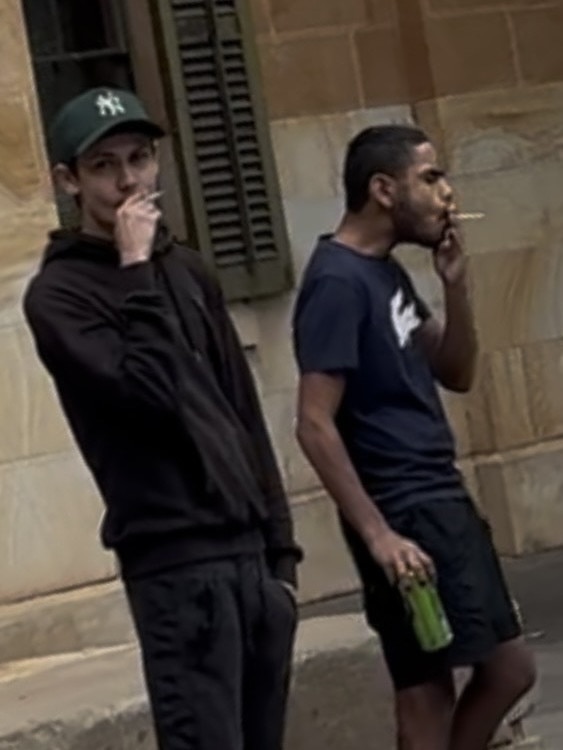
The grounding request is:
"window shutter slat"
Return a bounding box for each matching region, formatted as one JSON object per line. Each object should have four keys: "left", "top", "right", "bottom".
{"left": 153, "top": 0, "right": 293, "bottom": 300}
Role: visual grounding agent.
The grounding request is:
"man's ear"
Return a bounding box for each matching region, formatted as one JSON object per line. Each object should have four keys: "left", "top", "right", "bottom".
{"left": 368, "top": 173, "right": 396, "bottom": 211}
{"left": 52, "top": 163, "right": 80, "bottom": 198}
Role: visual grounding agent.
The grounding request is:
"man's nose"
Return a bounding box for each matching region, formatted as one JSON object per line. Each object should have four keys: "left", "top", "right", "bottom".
{"left": 442, "top": 180, "right": 454, "bottom": 205}
{"left": 117, "top": 165, "right": 137, "bottom": 191}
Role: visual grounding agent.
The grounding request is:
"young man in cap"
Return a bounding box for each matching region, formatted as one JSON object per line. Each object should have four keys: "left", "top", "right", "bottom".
{"left": 24, "top": 87, "right": 301, "bottom": 750}
{"left": 293, "top": 125, "right": 536, "bottom": 750}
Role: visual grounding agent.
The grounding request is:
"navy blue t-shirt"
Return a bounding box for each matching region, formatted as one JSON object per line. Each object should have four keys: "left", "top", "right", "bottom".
{"left": 293, "top": 235, "right": 465, "bottom": 514}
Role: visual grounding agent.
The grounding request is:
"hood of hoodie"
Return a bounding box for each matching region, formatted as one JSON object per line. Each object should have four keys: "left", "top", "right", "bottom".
{"left": 41, "top": 222, "right": 175, "bottom": 268}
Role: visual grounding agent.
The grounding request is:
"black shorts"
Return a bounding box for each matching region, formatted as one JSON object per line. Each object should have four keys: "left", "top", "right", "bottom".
{"left": 344, "top": 497, "right": 521, "bottom": 691}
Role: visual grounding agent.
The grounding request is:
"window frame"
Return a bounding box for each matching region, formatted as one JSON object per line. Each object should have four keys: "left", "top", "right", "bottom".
{"left": 24, "top": 0, "right": 293, "bottom": 302}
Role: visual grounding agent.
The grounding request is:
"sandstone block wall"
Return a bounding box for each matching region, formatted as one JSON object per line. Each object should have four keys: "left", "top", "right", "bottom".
{"left": 2, "top": 0, "right": 563, "bottom": 604}
{"left": 0, "top": 0, "right": 116, "bottom": 602}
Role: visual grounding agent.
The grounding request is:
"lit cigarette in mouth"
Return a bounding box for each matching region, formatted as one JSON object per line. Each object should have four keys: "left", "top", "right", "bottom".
{"left": 456, "top": 212, "right": 485, "bottom": 220}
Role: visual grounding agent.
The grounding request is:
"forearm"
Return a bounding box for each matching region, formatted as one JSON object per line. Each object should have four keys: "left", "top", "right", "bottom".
{"left": 435, "top": 278, "right": 478, "bottom": 392}
{"left": 297, "top": 418, "right": 390, "bottom": 546}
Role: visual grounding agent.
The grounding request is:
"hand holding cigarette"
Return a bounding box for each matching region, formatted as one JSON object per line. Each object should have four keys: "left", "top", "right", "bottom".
{"left": 116, "top": 190, "right": 163, "bottom": 266}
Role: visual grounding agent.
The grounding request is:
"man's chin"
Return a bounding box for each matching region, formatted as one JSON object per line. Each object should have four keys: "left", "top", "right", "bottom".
{"left": 414, "top": 235, "right": 441, "bottom": 251}
{"left": 396, "top": 225, "right": 443, "bottom": 250}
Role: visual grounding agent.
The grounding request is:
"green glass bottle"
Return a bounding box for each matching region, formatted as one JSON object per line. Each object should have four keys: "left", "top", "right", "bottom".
{"left": 400, "top": 577, "right": 453, "bottom": 652}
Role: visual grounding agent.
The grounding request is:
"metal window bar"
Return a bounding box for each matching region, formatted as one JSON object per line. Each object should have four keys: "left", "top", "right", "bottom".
{"left": 23, "top": 0, "right": 134, "bottom": 227}
{"left": 33, "top": 48, "right": 130, "bottom": 65}
{"left": 48, "top": 0, "right": 65, "bottom": 56}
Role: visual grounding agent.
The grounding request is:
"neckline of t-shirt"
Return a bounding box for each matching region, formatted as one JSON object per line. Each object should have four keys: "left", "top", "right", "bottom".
{"left": 320, "top": 233, "right": 393, "bottom": 263}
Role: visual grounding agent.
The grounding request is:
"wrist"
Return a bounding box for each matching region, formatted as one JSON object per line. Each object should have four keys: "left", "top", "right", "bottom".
{"left": 119, "top": 252, "right": 151, "bottom": 268}
{"left": 442, "top": 273, "right": 468, "bottom": 292}
{"left": 364, "top": 520, "right": 392, "bottom": 548}
{"left": 117, "top": 260, "right": 156, "bottom": 293}
{"left": 270, "top": 552, "right": 299, "bottom": 589}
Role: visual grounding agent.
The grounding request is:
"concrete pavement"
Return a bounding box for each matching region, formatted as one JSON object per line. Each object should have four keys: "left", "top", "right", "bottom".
{"left": 1, "top": 548, "right": 563, "bottom": 748}
{"left": 0, "top": 614, "right": 393, "bottom": 750}
{"left": 303, "top": 547, "right": 563, "bottom": 747}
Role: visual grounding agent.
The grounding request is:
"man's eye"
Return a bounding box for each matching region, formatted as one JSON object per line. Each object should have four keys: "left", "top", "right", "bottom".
{"left": 93, "top": 160, "right": 111, "bottom": 171}
{"left": 132, "top": 150, "right": 151, "bottom": 164}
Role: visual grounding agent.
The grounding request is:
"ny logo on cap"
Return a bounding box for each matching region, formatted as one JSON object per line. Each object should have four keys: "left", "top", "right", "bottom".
{"left": 95, "top": 91, "right": 125, "bottom": 117}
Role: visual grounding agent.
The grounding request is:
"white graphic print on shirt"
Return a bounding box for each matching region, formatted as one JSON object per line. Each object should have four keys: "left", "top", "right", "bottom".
{"left": 390, "top": 288, "right": 422, "bottom": 349}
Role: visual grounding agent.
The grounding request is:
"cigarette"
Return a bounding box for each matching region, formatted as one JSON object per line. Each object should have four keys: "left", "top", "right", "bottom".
{"left": 456, "top": 212, "right": 485, "bottom": 220}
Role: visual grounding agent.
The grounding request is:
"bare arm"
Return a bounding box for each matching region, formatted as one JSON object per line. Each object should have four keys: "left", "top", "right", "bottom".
{"left": 417, "top": 278, "right": 477, "bottom": 393}
{"left": 417, "top": 223, "right": 478, "bottom": 393}
{"left": 297, "top": 372, "right": 432, "bottom": 582}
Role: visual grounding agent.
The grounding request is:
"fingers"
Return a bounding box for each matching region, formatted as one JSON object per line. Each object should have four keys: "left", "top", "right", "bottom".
{"left": 434, "top": 234, "right": 450, "bottom": 255}
{"left": 117, "top": 202, "right": 161, "bottom": 223}
{"left": 391, "top": 553, "right": 408, "bottom": 584}
{"left": 118, "top": 191, "right": 163, "bottom": 211}
{"left": 372, "top": 531, "right": 435, "bottom": 585}
{"left": 418, "top": 548, "right": 435, "bottom": 580}
{"left": 144, "top": 201, "right": 161, "bottom": 217}
{"left": 404, "top": 546, "right": 425, "bottom": 579}
{"left": 393, "top": 542, "right": 434, "bottom": 585}
{"left": 405, "top": 544, "right": 432, "bottom": 581}
{"left": 436, "top": 229, "right": 461, "bottom": 257}
{"left": 448, "top": 213, "right": 461, "bottom": 231}
{"left": 118, "top": 192, "right": 145, "bottom": 210}
{"left": 441, "top": 226, "right": 457, "bottom": 246}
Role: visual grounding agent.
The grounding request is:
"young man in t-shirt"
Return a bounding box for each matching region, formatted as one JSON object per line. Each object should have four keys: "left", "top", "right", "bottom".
{"left": 292, "top": 125, "right": 535, "bottom": 750}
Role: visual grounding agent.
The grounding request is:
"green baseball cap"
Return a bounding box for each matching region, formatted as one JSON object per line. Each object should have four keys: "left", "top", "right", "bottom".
{"left": 50, "top": 87, "right": 165, "bottom": 165}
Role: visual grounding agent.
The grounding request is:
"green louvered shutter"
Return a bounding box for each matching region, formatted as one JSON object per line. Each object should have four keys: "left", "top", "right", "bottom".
{"left": 152, "top": 0, "right": 293, "bottom": 301}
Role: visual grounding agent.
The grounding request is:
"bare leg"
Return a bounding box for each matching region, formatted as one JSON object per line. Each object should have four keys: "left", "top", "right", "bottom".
{"left": 449, "top": 638, "right": 536, "bottom": 750}
{"left": 395, "top": 672, "right": 455, "bottom": 750}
